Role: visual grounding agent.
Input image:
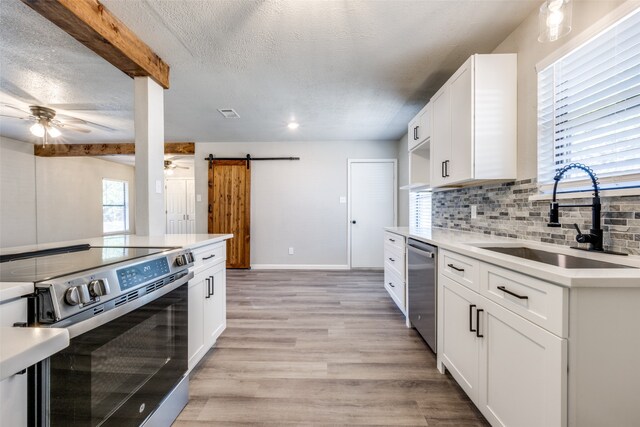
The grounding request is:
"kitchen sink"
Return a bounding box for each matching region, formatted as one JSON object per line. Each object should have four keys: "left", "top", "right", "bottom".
{"left": 481, "top": 246, "right": 636, "bottom": 269}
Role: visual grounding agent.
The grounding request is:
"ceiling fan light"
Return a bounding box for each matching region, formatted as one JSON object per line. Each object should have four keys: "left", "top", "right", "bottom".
{"left": 47, "top": 126, "right": 61, "bottom": 138}
{"left": 165, "top": 168, "right": 174, "bottom": 176}
{"left": 30, "top": 122, "right": 45, "bottom": 137}
{"left": 538, "top": 0, "right": 572, "bottom": 42}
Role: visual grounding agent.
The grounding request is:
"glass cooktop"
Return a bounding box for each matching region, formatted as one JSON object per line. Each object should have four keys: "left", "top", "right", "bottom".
{"left": 0, "top": 245, "right": 177, "bottom": 283}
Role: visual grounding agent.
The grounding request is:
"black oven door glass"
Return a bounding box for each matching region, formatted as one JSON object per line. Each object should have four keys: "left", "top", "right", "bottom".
{"left": 49, "top": 284, "right": 187, "bottom": 427}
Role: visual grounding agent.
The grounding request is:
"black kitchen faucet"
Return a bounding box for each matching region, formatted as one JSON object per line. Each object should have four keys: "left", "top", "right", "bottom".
{"left": 547, "top": 163, "right": 604, "bottom": 252}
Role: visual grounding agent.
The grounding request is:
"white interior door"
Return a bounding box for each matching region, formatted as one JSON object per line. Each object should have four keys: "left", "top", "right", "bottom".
{"left": 165, "top": 178, "right": 195, "bottom": 233}
{"left": 349, "top": 160, "right": 396, "bottom": 268}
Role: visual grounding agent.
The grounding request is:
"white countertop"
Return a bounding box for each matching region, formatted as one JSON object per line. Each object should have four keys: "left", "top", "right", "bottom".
{"left": 386, "top": 226, "right": 640, "bottom": 288}
{"left": 0, "top": 233, "right": 233, "bottom": 301}
{"left": 0, "top": 327, "right": 69, "bottom": 380}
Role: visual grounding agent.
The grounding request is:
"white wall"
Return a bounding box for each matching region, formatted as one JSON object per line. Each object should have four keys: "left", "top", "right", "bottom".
{"left": 493, "top": 0, "right": 626, "bottom": 180}
{"left": 36, "top": 156, "right": 136, "bottom": 243}
{"left": 0, "top": 137, "right": 37, "bottom": 247}
{"left": 396, "top": 133, "right": 409, "bottom": 227}
{"left": 194, "top": 140, "right": 397, "bottom": 267}
{"left": 0, "top": 136, "right": 137, "bottom": 247}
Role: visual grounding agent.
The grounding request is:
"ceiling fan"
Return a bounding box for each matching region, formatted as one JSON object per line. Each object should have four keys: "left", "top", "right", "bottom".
{"left": 164, "top": 159, "right": 190, "bottom": 175}
{"left": 0, "top": 103, "right": 114, "bottom": 143}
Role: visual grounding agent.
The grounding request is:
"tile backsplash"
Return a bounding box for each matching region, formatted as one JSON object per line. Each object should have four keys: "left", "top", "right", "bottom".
{"left": 432, "top": 178, "right": 640, "bottom": 255}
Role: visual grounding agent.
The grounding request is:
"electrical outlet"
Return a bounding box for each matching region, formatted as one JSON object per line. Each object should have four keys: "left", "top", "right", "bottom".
{"left": 339, "top": 196, "right": 347, "bottom": 204}
{"left": 288, "top": 247, "right": 294, "bottom": 255}
{"left": 196, "top": 194, "right": 202, "bottom": 202}
{"left": 471, "top": 205, "right": 477, "bottom": 219}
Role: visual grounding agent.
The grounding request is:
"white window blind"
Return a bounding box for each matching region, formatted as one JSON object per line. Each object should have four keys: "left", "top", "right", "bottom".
{"left": 538, "top": 7, "right": 640, "bottom": 191}
{"left": 410, "top": 191, "right": 432, "bottom": 229}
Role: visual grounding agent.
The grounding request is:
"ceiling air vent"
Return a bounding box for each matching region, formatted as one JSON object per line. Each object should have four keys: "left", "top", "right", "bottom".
{"left": 218, "top": 108, "right": 240, "bottom": 119}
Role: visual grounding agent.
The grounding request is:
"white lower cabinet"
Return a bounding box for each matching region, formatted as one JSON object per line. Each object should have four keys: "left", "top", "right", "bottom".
{"left": 383, "top": 231, "right": 407, "bottom": 314}
{"left": 440, "top": 271, "right": 566, "bottom": 427}
{"left": 0, "top": 297, "right": 28, "bottom": 427}
{"left": 188, "top": 242, "right": 227, "bottom": 371}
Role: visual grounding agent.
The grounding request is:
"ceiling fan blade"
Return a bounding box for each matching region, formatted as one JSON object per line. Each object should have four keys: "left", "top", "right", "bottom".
{"left": 57, "top": 113, "right": 116, "bottom": 132}
{"left": 0, "top": 103, "right": 31, "bottom": 116}
{"left": 60, "top": 124, "right": 91, "bottom": 134}
{"left": 0, "top": 114, "right": 28, "bottom": 120}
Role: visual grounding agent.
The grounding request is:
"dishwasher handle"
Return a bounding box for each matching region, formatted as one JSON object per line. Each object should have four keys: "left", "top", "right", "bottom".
{"left": 408, "top": 245, "right": 435, "bottom": 259}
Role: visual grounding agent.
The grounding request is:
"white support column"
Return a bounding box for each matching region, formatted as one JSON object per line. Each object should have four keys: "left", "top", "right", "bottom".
{"left": 134, "top": 76, "right": 165, "bottom": 236}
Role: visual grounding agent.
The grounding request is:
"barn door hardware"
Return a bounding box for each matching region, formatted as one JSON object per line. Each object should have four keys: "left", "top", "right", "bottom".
{"left": 205, "top": 153, "right": 300, "bottom": 169}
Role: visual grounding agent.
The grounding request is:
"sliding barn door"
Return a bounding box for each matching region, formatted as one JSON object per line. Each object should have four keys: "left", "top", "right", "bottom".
{"left": 208, "top": 160, "right": 250, "bottom": 268}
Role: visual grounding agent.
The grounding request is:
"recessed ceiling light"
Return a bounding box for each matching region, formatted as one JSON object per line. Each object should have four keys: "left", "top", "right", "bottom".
{"left": 288, "top": 122, "right": 299, "bottom": 130}
{"left": 218, "top": 108, "right": 240, "bottom": 119}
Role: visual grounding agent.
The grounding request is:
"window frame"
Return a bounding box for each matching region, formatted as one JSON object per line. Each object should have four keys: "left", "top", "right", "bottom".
{"left": 535, "top": 1, "right": 640, "bottom": 198}
{"left": 102, "top": 178, "right": 130, "bottom": 235}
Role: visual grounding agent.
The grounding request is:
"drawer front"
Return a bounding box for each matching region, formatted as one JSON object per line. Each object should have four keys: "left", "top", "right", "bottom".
{"left": 480, "top": 263, "right": 568, "bottom": 337}
{"left": 384, "top": 244, "right": 405, "bottom": 279}
{"left": 384, "top": 231, "right": 405, "bottom": 252}
{"left": 384, "top": 268, "right": 406, "bottom": 310}
{"left": 440, "top": 250, "right": 480, "bottom": 291}
{"left": 192, "top": 242, "right": 226, "bottom": 272}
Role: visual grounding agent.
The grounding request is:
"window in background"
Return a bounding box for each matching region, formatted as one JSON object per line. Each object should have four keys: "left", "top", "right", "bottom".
{"left": 537, "top": 8, "right": 640, "bottom": 193}
{"left": 410, "top": 191, "right": 432, "bottom": 229}
{"left": 102, "top": 179, "right": 129, "bottom": 234}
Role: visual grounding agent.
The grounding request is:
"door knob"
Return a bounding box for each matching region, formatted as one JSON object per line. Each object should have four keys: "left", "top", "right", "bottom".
{"left": 351, "top": 220, "right": 356, "bottom": 224}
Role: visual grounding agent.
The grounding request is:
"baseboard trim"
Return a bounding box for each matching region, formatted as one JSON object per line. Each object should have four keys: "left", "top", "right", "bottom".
{"left": 251, "top": 264, "right": 350, "bottom": 270}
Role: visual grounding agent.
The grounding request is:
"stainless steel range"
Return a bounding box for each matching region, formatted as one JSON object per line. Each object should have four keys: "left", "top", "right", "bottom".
{"left": 1, "top": 244, "right": 194, "bottom": 427}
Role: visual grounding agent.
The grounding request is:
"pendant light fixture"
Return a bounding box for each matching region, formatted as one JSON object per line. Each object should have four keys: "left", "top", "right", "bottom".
{"left": 539, "top": 0, "right": 573, "bottom": 42}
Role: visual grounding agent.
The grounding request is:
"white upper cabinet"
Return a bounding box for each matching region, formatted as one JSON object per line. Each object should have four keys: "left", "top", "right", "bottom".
{"left": 408, "top": 102, "right": 431, "bottom": 151}
{"left": 430, "top": 54, "right": 517, "bottom": 188}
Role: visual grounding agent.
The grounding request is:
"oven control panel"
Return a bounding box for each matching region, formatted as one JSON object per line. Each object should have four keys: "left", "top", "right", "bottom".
{"left": 35, "top": 249, "right": 194, "bottom": 323}
{"left": 117, "top": 257, "right": 170, "bottom": 291}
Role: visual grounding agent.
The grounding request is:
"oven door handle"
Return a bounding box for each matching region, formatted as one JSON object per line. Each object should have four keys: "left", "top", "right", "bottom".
{"left": 62, "top": 271, "right": 193, "bottom": 339}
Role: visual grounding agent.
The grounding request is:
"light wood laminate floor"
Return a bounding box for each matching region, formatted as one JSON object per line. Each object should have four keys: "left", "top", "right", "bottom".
{"left": 175, "top": 270, "right": 489, "bottom": 426}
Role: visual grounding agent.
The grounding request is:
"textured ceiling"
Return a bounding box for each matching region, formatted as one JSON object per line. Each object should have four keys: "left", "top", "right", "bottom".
{"left": 1, "top": 0, "right": 539, "bottom": 143}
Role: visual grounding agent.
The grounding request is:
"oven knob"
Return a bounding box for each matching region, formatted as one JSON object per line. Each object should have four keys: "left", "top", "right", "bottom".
{"left": 89, "top": 279, "right": 110, "bottom": 297}
{"left": 64, "top": 287, "right": 81, "bottom": 306}
{"left": 65, "top": 285, "right": 91, "bottom": 306}
{"left": 175, "top": 254, "right": 187, "bottom": 266}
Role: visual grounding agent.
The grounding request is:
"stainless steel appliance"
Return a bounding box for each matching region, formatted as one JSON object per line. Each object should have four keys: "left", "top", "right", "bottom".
{"left": 407, "top": 238, "right": 437, "bottom": 352}
{"left": 1, "top": 244, "right": 194, "bottom": 427}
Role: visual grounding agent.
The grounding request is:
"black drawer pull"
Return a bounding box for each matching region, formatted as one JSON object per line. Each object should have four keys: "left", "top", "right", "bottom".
{"left": 497, "top": 286, "right": 529, "bottom": 300}
{"left": 202, "top": 254, "right": 216, "bottom": 260}
{"left": 205, "top": 278, "right": 211, "bottom": 298}
{"left": 388, "top": 257, "right": 395, "bottom": 262}
{"left": 389, "top": 238, "right": 395, "bottom": 242}
{"left": 469, "top": 304, "right": 476, "bottom": 332}
{"left": 447, "top": 263, "right": 464, "bottom": 272}
{"left": 476, "top": 309, "right": 484, "bottom": 338}
{"left": 388, "top": 282, "right": 395, "bottom": 288}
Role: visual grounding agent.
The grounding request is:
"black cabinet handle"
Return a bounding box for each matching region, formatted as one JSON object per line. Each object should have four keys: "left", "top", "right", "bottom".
{"left": 209, "top": 275, "right": 215, "bottom": 296}
{"left": 469, "top": 304, "right": 476, "bottom": 332}
{"left": 388, "top": 282, "right": 395, "bottom": 288}
{"left": 441, "top": 161, "right": 445, "bottom": 178}
{"left": 203, "top": 254, "right": 216, "bottom": 260}
{"left": 205, "top": 278, "right": 211, "bottom": 298}
{"left": 388, "top": 257, "right": 396, "bottom": 262}
{"left": 415, "top": 125, "right": 420, "bottom": 140}
{"left": 476, "top": 309, "right": 484, "bottom": 338}
{"left": 445, "top": 160, "right": 450, "bottom": 177}
{"left": 389, "top": 238, "right": 395, "bottom": 242}
{"left": 447, "top": 263, "right": 464, "bottom": 272}
{"left": 497, "top": 285, "right": 528, "bottom": 300}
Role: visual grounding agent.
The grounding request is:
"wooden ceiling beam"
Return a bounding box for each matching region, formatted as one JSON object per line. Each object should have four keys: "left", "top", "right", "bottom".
{"left": 34, "top": 142, "right": 195, "bottom": 157}
{"left": 21, "top": 0, "right": 170, "bottom": 89}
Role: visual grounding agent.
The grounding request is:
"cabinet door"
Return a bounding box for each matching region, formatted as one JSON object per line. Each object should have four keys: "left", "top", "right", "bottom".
{"left": 430, "top": 86, "right": 451, "bottom": 188}
{"left": 449, "top": 57, "right": 473, "bottom": 184}
{"left": 408, "top": 116, "right": 421, "bottom": 151}
{"left": 0, "top": 298, "right": 28, "bottom": 427}
{"left": 479, "top": 299, "right": 567, "bottom": 427}
{"left": 418, "top": 102, "right": 431, "bottom": 143}
{"left": 203, "top": 262, "right": 226, "bottom": 348}
{"left": 188, "top": 276, "right": 205, "bottom": 370}
{"left": 440, "top": 275, "right": 480, "bottom": 403}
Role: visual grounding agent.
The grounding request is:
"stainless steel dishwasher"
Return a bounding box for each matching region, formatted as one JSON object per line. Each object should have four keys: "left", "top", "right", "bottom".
{"left": 407, "top": 238, "right": 437, "bottom": 353}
